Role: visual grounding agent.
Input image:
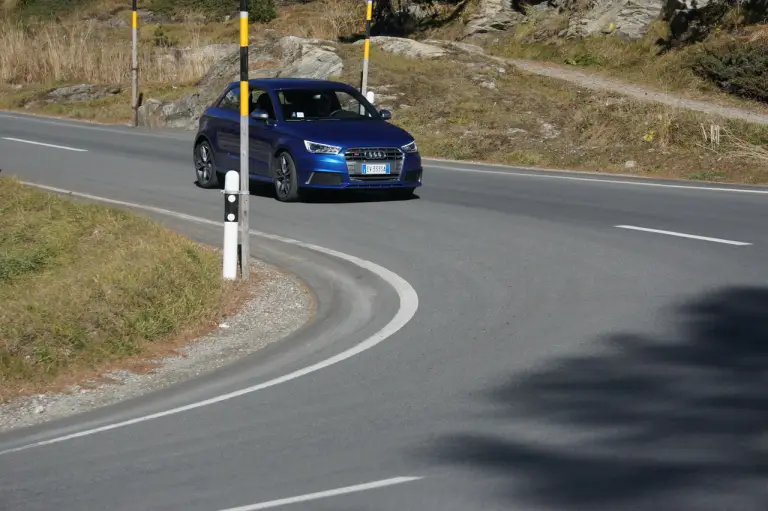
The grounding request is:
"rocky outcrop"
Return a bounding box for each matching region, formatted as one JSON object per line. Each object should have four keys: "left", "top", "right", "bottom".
{"left": 21, "top": 84, "right": 124, "bottom": 110}
{"left": 46, "top": 84, "right": 124, "bottom": 102}
{"left": 464, "top": 0, "right": 521, "bottom": 36}
{"left": 139, "top": 36, "right": 343, "bottom": 130}
{"left": 355, "top": 36, "right": 448, "bottom": 59}
{"left": 462, "top": 0, "right": 695, "bottom": 41}
{"left": 565, "top": 0, "right": 665, "bottom": 40}
{"left": 157, "top": 44, "right": 239, "bottom": 68}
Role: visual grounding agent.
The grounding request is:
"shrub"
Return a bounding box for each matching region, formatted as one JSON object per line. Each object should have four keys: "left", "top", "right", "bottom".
{"left": 11, "top": 0, "right": 90, "bottom": 19}
{"left": 691, "top": 40, "right": 768, "bottom": 102}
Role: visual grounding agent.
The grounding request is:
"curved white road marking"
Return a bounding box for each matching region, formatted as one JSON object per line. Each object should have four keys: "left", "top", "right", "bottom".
{"left": 616, "top": 225, "right": 752, "bottom": 246}
{"left": 214, "top": 476, "right": 423, "bottom": 511}
{"left": 2, "top": 137, "right": 87, "bottom": 152}
{"left": 0, "top": 182, "right": 419, "bottom": 456}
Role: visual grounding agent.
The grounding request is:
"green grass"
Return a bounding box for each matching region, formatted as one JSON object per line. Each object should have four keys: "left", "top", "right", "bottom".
{"left": 0, "top": 177, "right": 246, "bottom": 400}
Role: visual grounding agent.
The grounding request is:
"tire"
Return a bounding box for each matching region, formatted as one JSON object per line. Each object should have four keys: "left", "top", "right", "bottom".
{"left": 273, "top": 151, "right": 302, "bottom": 202}
{"left": 194, "top": 140, "right": 221, "bottom": 189}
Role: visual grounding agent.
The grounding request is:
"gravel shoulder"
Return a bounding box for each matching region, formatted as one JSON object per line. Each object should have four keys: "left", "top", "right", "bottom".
{"left": 0, "top": 257, "right": 315, "bottom": 433}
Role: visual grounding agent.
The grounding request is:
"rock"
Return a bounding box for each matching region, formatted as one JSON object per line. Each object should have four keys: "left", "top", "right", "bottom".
{"left": 45, "top": 84, "right": 123, "bottom": 103}
{"left": 275, "top": 36, "right": 344, "bottom": 79}
{"left": 480, "top": 80, "right": 497, "bottom": 90}
{"left": 354, "top": 36, "right": 447, "bottom": 59}
{"left": 34, "top": 406, "right": 45, "bottom": 414}
{"left": 157, "top": 44, "right": 239, "bottom": 67}
{"left": 625, "top": 160, "right": 637, "bottom": 169}
{"left": 99, "top": 17, "right": 128, "bottom": 28}
{"left": 539, "top": 121, "right": 561, "bottom": 139}
{"left": 139, "top": 37, "right": 344, "bottom": 130}
{"left": 464, "top": 0, "right": 521, "bottom": 36}
{"left": 565, "top": 0, "right": 665, "bottom": 40}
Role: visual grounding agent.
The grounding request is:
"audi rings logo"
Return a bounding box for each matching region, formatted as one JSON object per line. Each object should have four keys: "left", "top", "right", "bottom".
{"left": 365, "top": 150, "right": 386, "bottom": 160}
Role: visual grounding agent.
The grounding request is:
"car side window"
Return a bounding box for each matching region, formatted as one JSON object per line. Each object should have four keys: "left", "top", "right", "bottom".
{"left": 250, "top": 88, "right": 276, "bottom": 120}
{"left": 217, "top": 90, "right": 239, "bottom": 111}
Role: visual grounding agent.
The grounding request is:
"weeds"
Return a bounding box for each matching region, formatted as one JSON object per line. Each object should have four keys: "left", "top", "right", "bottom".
{"left": 339, "top": 48, "right": 768, "bottom": 183}
{"left": 0, "top": 177, "right": 246, "bottom": 399}
{"left": 0, "top": 17, "right": 218, "bottom": 85}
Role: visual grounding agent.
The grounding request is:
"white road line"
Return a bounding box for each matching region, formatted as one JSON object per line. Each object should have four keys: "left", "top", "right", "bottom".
{"left": 214, "top": 476, "right": 423, "bottom": 511}
{"left": 615, "top": 225, "right": 752, "bottom": 246}
{"left": 2, "top": 137, "right": 87, "bottom": 152}
{"left": 0, "top": 182, "right": 419, "bottom": 457}
{"left": 428, "top": 163, "right": 768, "bottom": 195}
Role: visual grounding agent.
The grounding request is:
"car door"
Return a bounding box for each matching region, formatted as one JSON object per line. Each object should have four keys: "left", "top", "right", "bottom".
{"left": 211, "top": 88, "right": 241, "bottom": 170}
{"left": 217, "top": 85, "right": 262, "bottom": 177}
{"left": 248, "top": 88, "right": 276, "bottom": 178}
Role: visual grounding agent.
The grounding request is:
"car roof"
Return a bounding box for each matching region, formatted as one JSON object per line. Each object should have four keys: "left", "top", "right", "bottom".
{"left": 227, "top": 78, "right": 356, "bottom": 92}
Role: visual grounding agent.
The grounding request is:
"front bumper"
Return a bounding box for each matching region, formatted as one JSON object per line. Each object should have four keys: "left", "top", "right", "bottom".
{"left": 295, "top": 149, "right": 423, "bottom": 189}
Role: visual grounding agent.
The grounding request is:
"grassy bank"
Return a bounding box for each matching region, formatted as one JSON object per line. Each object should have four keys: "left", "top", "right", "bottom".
{"left": 489, "top": 18, "right": 768, "bottom": 114}
{"left": 340, "top": 48, "right": 768, "bottom": 184}
{"left": 0, "top": 177, "right": 247, "bottom": 400}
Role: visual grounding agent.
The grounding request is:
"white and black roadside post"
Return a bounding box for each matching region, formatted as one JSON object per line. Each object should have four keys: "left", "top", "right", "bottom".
{"left": 238, "top": 0, "right": 251, "bottom": 280}
{"left": 223, "top": 171, "right": 240, "bottom": 280}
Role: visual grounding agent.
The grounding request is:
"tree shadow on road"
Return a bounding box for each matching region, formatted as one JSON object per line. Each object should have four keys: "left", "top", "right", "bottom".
{"left": 420, "top": 286, "right": 768, "bottom": 510}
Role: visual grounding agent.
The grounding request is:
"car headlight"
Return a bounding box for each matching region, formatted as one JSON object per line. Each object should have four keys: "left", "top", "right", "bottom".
{"left": 401, "top": 140, "right": 418, "bottom": 153}
{"left": 304, "top": 140, "right": 342, "bottom": 154}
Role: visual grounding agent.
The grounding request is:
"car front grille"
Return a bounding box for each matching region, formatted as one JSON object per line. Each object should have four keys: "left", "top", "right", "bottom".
{"left": 344, "top": 147, "right": 404, "bottom": 180}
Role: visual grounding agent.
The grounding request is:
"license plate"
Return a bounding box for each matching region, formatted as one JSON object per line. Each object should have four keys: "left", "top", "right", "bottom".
{"left": 362, "top": 163, "right": 390, "bottom": 175}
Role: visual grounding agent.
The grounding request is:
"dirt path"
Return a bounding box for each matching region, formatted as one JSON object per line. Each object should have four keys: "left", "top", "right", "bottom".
{"left": 441, "top": 41, "right": 768, "bottom": 125}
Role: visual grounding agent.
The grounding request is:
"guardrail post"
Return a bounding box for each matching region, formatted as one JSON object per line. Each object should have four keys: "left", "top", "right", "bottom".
{"left": 223, "top": 170, "right": 239, "bottom": 280}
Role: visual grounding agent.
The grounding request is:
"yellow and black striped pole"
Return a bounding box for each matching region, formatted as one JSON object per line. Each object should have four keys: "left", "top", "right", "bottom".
{"left": 130, "top": 0, "right": 138, "bottom": 127}
{"left": 238, "top": 0, "right": 250, "bottom": 279}
{"left": 360, "top": 0, "right": 373, "bottom": 96}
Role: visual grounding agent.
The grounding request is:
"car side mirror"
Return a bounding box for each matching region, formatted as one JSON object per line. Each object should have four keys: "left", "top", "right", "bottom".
{"left": 379, "top": 109, "right": 392, "bottom": 121}
{"left": 250, "top": 108, "right": 269, "bottom": 121}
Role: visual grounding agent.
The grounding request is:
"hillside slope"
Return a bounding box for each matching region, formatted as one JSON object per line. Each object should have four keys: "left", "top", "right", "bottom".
{"left": 1, "top": 0, "right": 767, "bottom": 185}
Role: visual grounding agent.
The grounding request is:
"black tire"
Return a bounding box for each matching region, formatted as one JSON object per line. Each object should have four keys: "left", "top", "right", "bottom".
{"left": 194, "top": 140, "right": 221, "bottom": 189}
{"left": 273, "top": 151, "right": 302, "bottom": 202}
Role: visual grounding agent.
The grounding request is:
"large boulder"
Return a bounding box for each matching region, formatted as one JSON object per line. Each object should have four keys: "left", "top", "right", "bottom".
{"left": 565, "top": 0, "right": 666, "bottom": 40}
{"left": 139, "top": 36, "right": 343, "bottom": 130}
{"left": 354, "top": 36, "right": 448, "bottom": 59}
{"left": 464, "top": 0, "right": 522, "bottom": 36}
{"left": 156, "top": 44, "right": 240, "bottom": 68}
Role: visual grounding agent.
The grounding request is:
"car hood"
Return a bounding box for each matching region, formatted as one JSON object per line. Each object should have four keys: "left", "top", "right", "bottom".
{"left": 280, "top": 120, "right": 415, "bottom": 149}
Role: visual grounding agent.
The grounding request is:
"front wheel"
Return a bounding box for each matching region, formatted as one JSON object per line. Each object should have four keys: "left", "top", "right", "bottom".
{"left": 273, "top": 151, "right": 302, "bottom": 202}
{"left": 194, "top": 140, "right": 220, "bottom": 189}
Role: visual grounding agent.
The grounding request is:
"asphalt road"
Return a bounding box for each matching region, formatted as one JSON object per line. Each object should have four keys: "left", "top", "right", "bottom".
{"left": 1, "top": 111, "right": 768, "bottom": 511}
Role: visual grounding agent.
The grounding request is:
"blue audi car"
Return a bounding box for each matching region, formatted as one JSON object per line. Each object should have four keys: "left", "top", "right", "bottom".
{"left": 193, "top": 77, "right": 423, "bottom": 202}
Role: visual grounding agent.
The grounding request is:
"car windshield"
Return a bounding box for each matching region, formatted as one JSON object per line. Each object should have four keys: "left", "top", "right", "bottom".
{"left": 276, "top": 88, "right": 377, "bottom": 121}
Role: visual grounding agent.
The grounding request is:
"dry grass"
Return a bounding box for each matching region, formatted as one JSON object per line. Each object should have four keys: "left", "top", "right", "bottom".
{"left": 338, "top": 47, "right": 768, "bottom": 184}
{"left": 0, "top": 17, "right": 219, "bottom": 85}
{"left": 0, "top": 177, "right": 248, "bottom": 400}
{"left": 267, "top": 0, "right": 365, "bottom": 40}
{"left": 489, "top": 19, "right": 768, "bottom": 115}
